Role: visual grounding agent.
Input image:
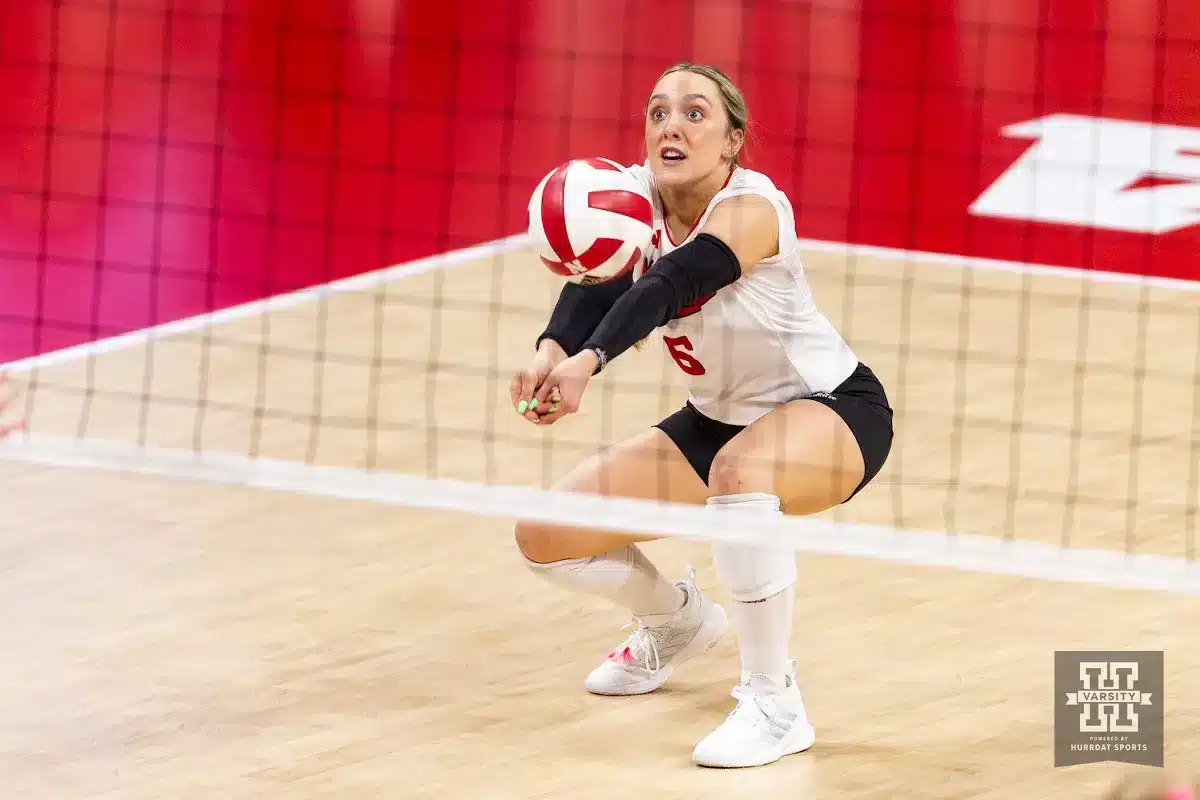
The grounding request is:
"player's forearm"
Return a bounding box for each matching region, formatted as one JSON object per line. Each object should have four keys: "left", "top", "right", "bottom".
{"left": 578, "top": 276, "right": 676, "bottom": 371}
{"left": 580, "top": 233, "right": 742, "bottom": 372}
{"left": 536, "top": 273, "right": 632, "bottom": 356}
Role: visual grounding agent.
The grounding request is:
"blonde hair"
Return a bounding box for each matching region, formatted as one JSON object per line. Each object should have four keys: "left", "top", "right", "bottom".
{"left": 655, "top": 62, "right": 749, "bottom": 166}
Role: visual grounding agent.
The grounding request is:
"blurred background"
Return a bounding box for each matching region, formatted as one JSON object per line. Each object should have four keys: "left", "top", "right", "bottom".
{"left": 3, "top": 0, "right": 1195, "bottom": 363}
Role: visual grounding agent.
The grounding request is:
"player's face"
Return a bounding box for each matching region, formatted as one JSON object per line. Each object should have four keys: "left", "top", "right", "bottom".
{"left": 645, "top": 72, "right": 735, "bottom": 189}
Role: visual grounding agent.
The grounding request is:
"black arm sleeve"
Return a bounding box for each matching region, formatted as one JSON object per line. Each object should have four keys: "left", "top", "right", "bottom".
{"left": 535, "top": 272, "right": 633, "bottom": 356}
{"left": 580, "top": 233, "right": 742, "bottom": 372}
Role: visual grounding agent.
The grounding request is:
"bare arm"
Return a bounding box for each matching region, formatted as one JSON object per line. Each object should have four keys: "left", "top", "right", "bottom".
{"left": 696, "top": 193, "right": 780, "bottom": 273}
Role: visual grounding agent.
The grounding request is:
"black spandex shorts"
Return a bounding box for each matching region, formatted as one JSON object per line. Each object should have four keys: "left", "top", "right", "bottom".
{"left": 653, "top": 362, "right": 894, "bottom": 502}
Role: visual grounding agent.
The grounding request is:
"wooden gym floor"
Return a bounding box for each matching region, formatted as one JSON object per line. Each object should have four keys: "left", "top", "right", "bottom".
{"left": 2, "top": 242, "right": 1198, "bottom": 799}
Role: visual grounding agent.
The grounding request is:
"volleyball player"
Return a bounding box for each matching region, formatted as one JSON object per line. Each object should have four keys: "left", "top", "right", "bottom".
{"left": 509, "top": 63, "right": 893, "bottom": 768}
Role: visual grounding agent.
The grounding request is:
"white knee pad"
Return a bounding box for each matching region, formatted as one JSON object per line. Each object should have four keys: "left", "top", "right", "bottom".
{"left": 707, "top": 493, "right": 797, "bottom": 603}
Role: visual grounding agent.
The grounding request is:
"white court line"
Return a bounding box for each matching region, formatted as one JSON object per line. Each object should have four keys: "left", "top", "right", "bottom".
{"left": 797, "top": 237, "right": 1200, "bottom": 293}
{"left": 2, "top": 232, "right": 531, "bottom": 375}
{"left": 4, "top": 231, "right": 1198, "bottom": 376}
{"left": 1, "top": 432, "right": 1197, "bottom": 596}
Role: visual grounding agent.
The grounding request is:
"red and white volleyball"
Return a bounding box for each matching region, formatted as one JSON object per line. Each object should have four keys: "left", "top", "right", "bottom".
{"left": 528, "top": 157, "right": 654, "bottom": 284}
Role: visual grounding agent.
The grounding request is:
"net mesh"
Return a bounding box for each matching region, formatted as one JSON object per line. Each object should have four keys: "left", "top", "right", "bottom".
{"left": 1, "top": 0, "right": 1197, "bottom": 589}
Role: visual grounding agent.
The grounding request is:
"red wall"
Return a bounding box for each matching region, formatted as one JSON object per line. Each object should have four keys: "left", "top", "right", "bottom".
{"left": 1, "top": 0, "right": 1197, "bottom": 361}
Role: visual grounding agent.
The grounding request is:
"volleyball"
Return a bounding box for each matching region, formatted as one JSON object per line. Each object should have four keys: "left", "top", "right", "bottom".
{"left": 528, "top": 157, "right": 654, "bottom": 284}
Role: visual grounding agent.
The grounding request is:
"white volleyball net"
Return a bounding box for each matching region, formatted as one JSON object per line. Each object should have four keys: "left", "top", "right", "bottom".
{"left": 1, "top": 0, "right": 1198, "bottom": 596}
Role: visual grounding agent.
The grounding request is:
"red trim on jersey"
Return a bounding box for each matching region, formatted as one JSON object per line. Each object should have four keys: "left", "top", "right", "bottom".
{"left": 674, "top": 292, "right": 714, "bottom": 319}
{"left": 662, "top": 168, "right": 735, "bottom": 247}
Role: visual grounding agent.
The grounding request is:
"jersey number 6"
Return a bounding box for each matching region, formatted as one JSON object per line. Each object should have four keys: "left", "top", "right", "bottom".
{"left": 663, "top": 335, "right": 706, "bottom": 376}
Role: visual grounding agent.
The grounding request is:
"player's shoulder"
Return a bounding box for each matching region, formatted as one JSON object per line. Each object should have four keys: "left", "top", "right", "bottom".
{"left": 718, "top": 166, "right": 782, "bottom": 198}
{"left": 705, "top": 169, "right": 789, "bottom": 232}
{"left": 710, "top": 168, "right": 802, "bottom": 269}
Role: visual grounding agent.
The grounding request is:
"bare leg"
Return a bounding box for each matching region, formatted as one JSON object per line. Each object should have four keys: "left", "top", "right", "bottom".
{"left": 514, "top": 426, "right": 726, "bottom": 696}
{"left": 705, "top": 399, "right": 864, "bottom": 683}
{"left": 708, "top": 398, "right": 865, "bottom": 515}
{"left": 692, "top": 399, "right": 865, "bottom": 767}
{"left": 514, "top": 426, "right": 709, "bottom": 563}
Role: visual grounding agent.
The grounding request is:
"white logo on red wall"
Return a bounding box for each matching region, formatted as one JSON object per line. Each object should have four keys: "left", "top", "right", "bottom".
{"left": 970, "top": 114, "right": 1200, "bottom": 234}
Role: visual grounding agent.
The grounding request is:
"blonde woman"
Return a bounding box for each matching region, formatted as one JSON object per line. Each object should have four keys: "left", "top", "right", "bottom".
{"left": 511, "top": 63, "right": 893, "bottom": 768}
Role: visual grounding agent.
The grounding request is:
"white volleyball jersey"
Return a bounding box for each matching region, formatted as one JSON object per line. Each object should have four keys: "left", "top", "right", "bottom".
{"left": 626, "top": 163, "right": 859, "bottom": 426}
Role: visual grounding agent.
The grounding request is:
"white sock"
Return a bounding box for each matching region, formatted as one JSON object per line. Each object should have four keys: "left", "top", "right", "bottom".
{"left": 706, "top": 493, "right": 795, "bottom": 689}
{"left": 730, "top": 584, "right": 794, "bottom": 688}
{"left": 524, "top": 544, "right": 686, "bottom": 619}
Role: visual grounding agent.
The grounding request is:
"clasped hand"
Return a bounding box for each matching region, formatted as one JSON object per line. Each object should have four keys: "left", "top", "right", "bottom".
{"left": 509, "top": 342, "right": 600, "bottom": 427}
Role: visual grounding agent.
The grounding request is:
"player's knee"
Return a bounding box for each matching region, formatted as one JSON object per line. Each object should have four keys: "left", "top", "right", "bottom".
{"left": 514, "top": 518, "right": 589, "bottom": 563}
{"left": 707, "top": 446, "right": 739, "bottom": 496}
{"left": 514, "top": 473, "right": 575, "bottom": 559}
{"left": 513, "top": 518, "right": 549, "bottom": 560}
{"left": 707, "top": 443, "right": 768, "bottom": 497}
{"left": 706, "top": 493, "right": 794, "bottom": 602}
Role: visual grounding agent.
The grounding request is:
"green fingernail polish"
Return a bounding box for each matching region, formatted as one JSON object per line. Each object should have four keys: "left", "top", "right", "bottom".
{"left": 529, "top": 399, "right": 538, "bottom": 411}
{"left": 550, "top": 404, "right": 559, "bottom": 413}
{"left": 517, "top": 400, "right": 528, "bottom": 413}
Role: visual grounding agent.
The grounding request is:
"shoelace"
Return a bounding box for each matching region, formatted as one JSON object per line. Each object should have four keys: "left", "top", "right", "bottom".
{"left": 725, "top": 683, "right": 761, "bottom": 721}
{"left": 609, "top": 567, "right": 697, "bottom": 674}
{"left": 612, "top": 620, "right": 662, "bottom": 672}
{"left": 724, "top": 681, "right": 789, "bottom": 728}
